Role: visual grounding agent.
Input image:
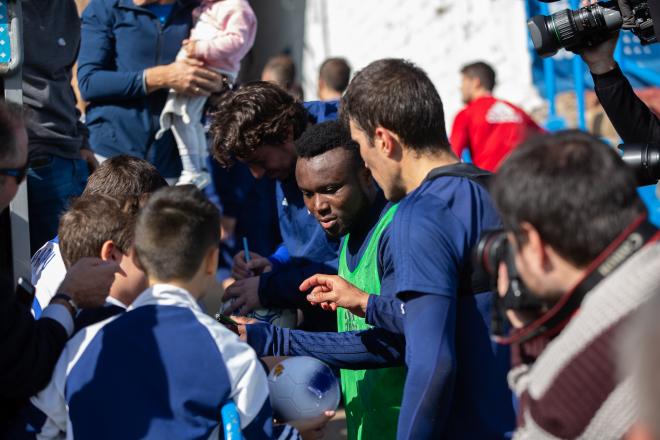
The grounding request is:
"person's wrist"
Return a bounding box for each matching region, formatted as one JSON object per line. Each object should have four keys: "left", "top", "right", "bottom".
{"left": 144, "top": 65, "right": 168, "bottom": 93}
{"left": 587, "top": 59, "right": 617, "bottom": 75}
{"left": 358, "top": 292, "right": 369, "bottom": 316}
{"left": 51, "top": 293, "right": 79, "bottom": 317}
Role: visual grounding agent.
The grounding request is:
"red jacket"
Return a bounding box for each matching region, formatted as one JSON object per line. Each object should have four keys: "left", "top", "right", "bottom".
{"left": 450, "top": 96, "right": 543, "bottom": 171}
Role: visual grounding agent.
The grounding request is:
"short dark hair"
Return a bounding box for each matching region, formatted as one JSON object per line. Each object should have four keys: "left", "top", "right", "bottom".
{"left": 295, "top": 120, "right": 362, "bottom": 168}
{"left": 209, "top": 81, "right": 309, "bottom": 167}
{"left": 341, "top": 58, "right": 450, "bottom": 153}
{"left": 319, "top": 58, "right": 351, "bottom": 93}
{"left": 59, "top": 194, "right": 140, "bottom": 268}
{"left": 134, "top": 186, "right": 220, "bottom": 281}
{"left": 0, "top": 101, "right": 24, "bottom": 163}
{"left": 461, "top": 61, "right": 496, "bottom": 92}
{"left": 263, "top": 54, "right": 296, "bottom": 90}
{"left": 492, "top": 130, "right": 646, "bottom": 267}
{"left": 83, "top": 155, "right": 168, "bottom": 198}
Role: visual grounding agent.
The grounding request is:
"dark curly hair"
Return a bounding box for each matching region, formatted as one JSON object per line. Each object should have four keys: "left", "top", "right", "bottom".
{"left": 209, "top": 81, "right": 309, "bottom": 167}
{"left": 295, "top": 120, "right": 362, "bottom": 170}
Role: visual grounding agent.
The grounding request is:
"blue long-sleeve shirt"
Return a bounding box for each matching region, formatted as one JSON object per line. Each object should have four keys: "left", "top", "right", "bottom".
{"left": 389, "top": 168, "right": 515, "bottom": 439}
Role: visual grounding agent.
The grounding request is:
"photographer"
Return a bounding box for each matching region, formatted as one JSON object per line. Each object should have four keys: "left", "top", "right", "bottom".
{"left": 577, "top": 1, "right": 660, "bottom": 143}
{"left": 490, "top": 130, "right": 660, "bottom": 439}
{"left": 0, "top": 102, "right": 118, "bottom": 427}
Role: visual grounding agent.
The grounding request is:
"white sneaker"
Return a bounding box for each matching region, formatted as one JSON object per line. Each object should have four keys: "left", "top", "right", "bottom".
{"left": 176, "top": 170, "right": 211, "bottom": 189}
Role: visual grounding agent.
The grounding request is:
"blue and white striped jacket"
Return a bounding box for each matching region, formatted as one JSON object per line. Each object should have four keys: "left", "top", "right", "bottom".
{"left": 30, "top": 283, "right": 299, "bottom": 439}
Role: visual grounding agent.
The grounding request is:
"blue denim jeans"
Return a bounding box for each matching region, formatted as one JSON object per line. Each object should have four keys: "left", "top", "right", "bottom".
{"left": 27, "top": 154, "right": 88, "bottom": 255}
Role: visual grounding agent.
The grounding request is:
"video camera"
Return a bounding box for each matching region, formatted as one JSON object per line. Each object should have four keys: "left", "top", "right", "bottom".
{"left": 529, "top": 0, "right": 657, "bottom": 57}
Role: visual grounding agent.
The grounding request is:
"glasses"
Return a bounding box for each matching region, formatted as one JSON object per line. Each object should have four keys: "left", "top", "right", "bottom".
{"left": 0, "top": 163, "right": 28, "bottom": 185}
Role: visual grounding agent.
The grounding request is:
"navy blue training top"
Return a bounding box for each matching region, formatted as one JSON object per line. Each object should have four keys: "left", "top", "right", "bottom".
{"left": 390, "top": 170, "right": 515, "bottom": 439}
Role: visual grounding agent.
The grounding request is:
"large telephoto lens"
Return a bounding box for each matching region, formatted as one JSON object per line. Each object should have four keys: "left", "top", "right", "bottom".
{"left": 528, "top": 1, "right": 622, "bottom": 57}
{"left": 619, "top": 143, "right": 660, "bottom": 186}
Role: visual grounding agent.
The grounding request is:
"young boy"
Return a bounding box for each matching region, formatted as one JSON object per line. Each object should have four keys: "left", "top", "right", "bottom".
{"left": 31, "top": 155, "right": 168, "bottom": 316}
{"left": 24, "top": 193, "right": 146, "bottom": 437}
{"left": 34, "top": 186, "right": 321, "bottom": 439}
{"left": 58, "top": 194, "right": 147, "bottom": 331}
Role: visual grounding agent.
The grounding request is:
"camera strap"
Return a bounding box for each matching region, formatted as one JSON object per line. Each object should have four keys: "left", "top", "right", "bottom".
{"left": 498, "top": 215, "right": 660, "bottom": 345}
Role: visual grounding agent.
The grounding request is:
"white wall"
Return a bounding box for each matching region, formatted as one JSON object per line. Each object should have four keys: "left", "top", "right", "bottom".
{"left": 303, "top": 0, "right": 544, "bottom": 127}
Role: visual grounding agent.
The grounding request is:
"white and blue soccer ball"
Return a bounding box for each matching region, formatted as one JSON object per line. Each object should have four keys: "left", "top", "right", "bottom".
{"left": 267, "top": 356, "right": 340, "bottom": 422}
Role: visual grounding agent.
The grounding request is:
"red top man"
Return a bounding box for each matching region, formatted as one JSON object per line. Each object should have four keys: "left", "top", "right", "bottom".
{"left": 450, "top": 61, "right": 543, "bottom": 171}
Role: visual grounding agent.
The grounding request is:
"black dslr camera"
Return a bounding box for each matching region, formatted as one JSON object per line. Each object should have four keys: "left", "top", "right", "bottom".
{"left": 473, "top": 230, "right": 545, "bottom": 336}
{"left": 619, "top": 143, "right": 660, "bottom": 185}
{"left": 529, "top": 0, "right": 657, "bottom": 57}
{"left": 473, "top": 230, "right": 542, "bottom": 311}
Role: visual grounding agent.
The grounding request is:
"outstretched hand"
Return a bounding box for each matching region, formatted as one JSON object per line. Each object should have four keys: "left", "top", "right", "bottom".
{"left": 300, "top": 274, "right": 370, "bottom": 318}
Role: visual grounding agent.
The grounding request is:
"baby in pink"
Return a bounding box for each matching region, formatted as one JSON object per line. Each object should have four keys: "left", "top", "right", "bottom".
{"left": 158, "top": 0, "right": 257, "bottom": 187}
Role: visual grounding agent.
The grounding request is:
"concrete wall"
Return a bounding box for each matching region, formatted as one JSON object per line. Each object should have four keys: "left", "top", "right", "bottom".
{"left": 239, "top": 0, "right": 306, "bottom": 84}
{"left": 302, "top": 0, "right": 544, "bottom": 126}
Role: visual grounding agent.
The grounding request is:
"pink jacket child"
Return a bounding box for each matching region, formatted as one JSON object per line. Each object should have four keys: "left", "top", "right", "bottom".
{"left": 186, "top": 0, "right": 257, "bottom": 75}
{"left": 158, "top": 0, "right": 257, "bottom": 188}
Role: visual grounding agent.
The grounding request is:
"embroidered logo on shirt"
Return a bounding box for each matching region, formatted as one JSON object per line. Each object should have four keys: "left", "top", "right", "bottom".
{"left": 57, "top": 38, "right": 66, "bottom": 47}
{"left": 485, "top": 102, "right": 522, "bottom": 124}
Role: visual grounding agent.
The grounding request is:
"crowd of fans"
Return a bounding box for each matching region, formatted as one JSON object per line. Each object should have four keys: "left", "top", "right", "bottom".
{"left": 1, "top": 0, "right": 660, "bottom": 439}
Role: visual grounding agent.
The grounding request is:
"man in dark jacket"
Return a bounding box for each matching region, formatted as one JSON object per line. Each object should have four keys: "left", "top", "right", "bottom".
{"left": 0, "top": 103, "right": 118, "bottom": 429}
{"left": 77, "top": 0, "right": 225, "bottom": 179}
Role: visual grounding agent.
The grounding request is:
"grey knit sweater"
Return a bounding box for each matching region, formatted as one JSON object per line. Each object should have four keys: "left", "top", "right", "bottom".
{"left": 510, "top": 242, "right": 660, "bottom": 440}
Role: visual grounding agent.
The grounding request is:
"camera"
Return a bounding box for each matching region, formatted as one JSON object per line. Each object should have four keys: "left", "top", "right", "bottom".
{"left": 473, "top": 229, "right": 543, "bottom": 311}
{"left": 619, "top": 143, "right": 660, "bottom": 185}
{"left": 528, "top": 0, "right": 657, "bottom": 57}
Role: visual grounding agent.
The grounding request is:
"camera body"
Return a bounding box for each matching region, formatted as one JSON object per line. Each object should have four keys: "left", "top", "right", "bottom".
{"left": 529, "top": 0, "right": 656, "bottom": 57}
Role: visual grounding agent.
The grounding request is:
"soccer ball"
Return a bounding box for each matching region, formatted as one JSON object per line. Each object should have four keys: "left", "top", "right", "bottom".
{"left": 219, "top": 300, "right": 298, "bottom": 328}
{"left": 267, "top": 356, "right": 340, "bottom": 422}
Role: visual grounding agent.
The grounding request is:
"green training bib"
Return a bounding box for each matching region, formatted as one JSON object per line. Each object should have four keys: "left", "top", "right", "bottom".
{"left": 337, "top": 204, "right": 406, "bottom": 440}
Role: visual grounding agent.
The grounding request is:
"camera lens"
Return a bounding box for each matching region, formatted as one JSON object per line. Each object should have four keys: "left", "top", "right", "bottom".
{"left": 528, "top": 14, "right": 561, "bottom": 57}
{"left": 473, "top": 229, "right": 509, "bottom": 277}
{"left": 528, "top": 2, "right": 622, "bottom": 58}
{"left": 619, "top": 143, "right": 660, "bottom": 186}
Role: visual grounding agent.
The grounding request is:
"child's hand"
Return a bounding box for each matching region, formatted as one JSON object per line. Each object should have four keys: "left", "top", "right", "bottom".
{"left": 182, "top": 39, "right": 198, "bottom": 58}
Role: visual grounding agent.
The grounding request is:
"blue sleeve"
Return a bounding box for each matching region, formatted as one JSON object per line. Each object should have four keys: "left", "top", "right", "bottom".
{"left": 78, "top": 3, "right": 147, "bottom": 101}
{"left": 365, "top": 295, "right": 404, "bottom": 335}
{"left": 365, "top": 228, "right": 405, "bottom": 334}
{"left": 398, "top": 293, "right": 456, "bottom": 440}
{"left": 392, "top": 199, "right": 462, "bottom": 299}
{"left": 257, "top": 259, "right": 336, "bottom": 310}
{"left": 267, "top": 244, "right": 291, "bottom": 271}
{"left": 246, "top": 323, "right": 405, "bottom": 370}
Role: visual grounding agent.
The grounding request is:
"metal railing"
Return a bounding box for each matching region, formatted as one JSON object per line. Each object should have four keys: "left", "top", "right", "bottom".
{"left": 1, "top": 0, "right": 29, "bottom": 287}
